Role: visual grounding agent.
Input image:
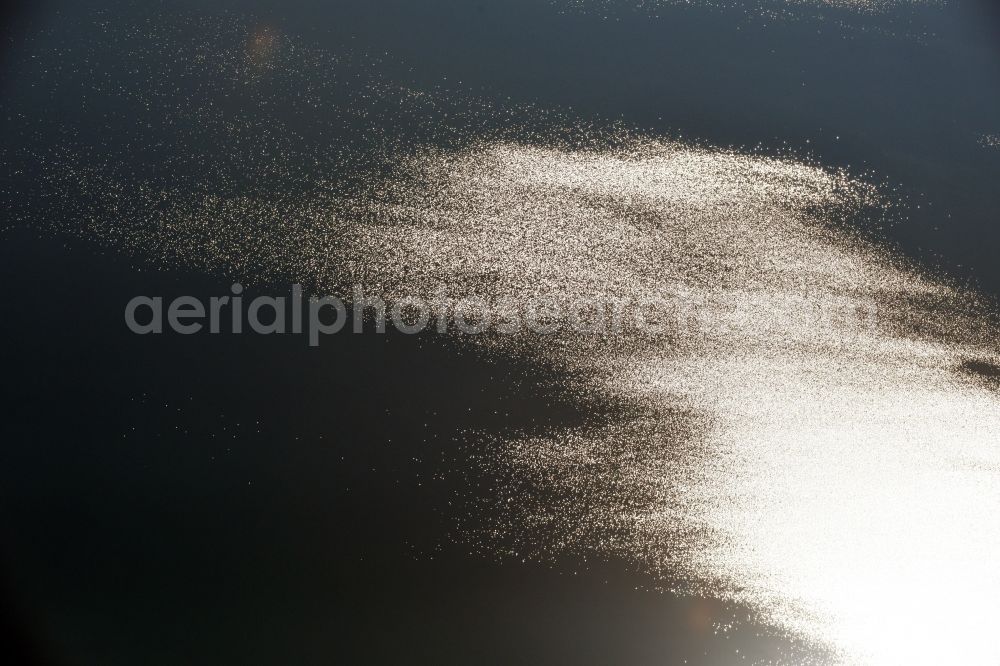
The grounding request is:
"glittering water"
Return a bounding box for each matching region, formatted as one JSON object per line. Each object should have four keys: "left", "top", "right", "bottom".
{"left": 6, "top": 10, "right": 1000, "bottom": 665}
{"left": 358, "top": 141, "right": 1000, "bottom": 665}
{"left": 554, "top": 0, "right": 937, "bottom": 14}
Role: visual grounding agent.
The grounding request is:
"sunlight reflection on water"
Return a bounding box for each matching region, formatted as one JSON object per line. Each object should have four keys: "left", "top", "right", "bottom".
{"left": 9, "top": 12, "right": 1000, "bottom": 663}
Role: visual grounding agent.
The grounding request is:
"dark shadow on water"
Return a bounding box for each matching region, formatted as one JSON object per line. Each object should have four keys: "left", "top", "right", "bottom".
{"left": 960, "top": 358, "right": 1000, "bottom": 388}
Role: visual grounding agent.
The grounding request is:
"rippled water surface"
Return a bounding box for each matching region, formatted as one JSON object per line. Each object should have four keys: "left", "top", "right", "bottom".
{"left": 3, "top": 1, "right": 1000, "bottom": 664}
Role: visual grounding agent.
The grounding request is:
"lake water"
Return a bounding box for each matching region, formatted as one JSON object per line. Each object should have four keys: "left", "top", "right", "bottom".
{"left": 2, "top": 1, "right": 1000, "bottom": 664}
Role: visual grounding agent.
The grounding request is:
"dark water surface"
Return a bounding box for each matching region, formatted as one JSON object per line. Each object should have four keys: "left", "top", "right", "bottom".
{"left": 2, "top": 1, "right": 1000, "bottom": 664}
